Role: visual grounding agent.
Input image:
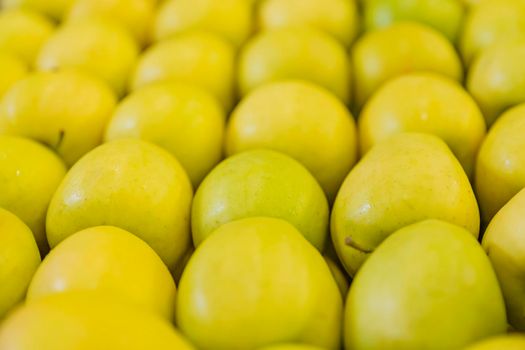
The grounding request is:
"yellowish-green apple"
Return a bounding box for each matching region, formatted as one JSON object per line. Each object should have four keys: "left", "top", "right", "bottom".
{"left": 482, "top": 188, "right": 525, "bottom": 330}
{"left": 177, "top": 217, "right": 342, "bottom": 349}
{"left": 0, "top": 9, "right": 54, "bottom": 65}
{"left": 27, "top": 226, "right": 176, "bottom": 321}
{"left": 65, "top": 0, "right": 155, "bottom": 46}
{"left": 154, "top": 0, "right": 252, "bottom": 47}
{"left": 460, "top": 0, "right": 525, "bottom": 66}
{"left": 345, "top": 219, "right": 507, "bottom": 350}
{"left": 36, "top": 18, "right": 139, "bottom": 96}
{"left": 1, "top": 0, "right": 75, "bottom": 20}
{"left": 131, "top": 31, "right": 235, "bottom": 111}
{"left": 226, "top": 80, "right": 356, "bottom": 201}
{"left": 257, "top": 0, "right": 359, "bottom": 47}
{"left": 238, "top": 27, "right": 351, "bottom": 104}
{"left": 465, "top": 335, "right": 525, "bottom": 350}
{"left": 331, "top": 133, "right": 480, "bottom": 276}
{"left": 105, "top": 82, "right": 225, "bottom": 188}
{"left": 352, "top": 22, "right": 463, "bottom": 108}
{"left": 258, "top": 345, "right": 326, "bottom": 350}
{"left": 0, "top": 54, "right": 26, "bottom": 98}
{"left": 467, "top": 40, "right": 525, "bottom": 126}
{"left": 0, "top": 136, "right": 66, "bottom": 253}
{"left": 362, "top": 0, "right": 464, "bottom": 43}
{"left": 476, "top": 104, "right": 525, "bottom": 224}
{"left": 358, "top": 72, "right": 486, "bottom": 177}
{"left": 0, "top": 208, "right": 40, "bottom": 319}
{"left": 46, "top": 139, "right": 193, "bottom": 272}
{"left": 0, "top": 70, "right": 117, "bottom": 166}
{"left": 192, "top": 149, "right": 329, "bottom": 250}
{"left": 0, "top": 293, "right": 194, "bottom": 350}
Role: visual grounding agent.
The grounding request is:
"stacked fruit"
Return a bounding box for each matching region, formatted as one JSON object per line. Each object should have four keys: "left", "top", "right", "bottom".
{"left": 0, "top": 0, "right": 524, "bottom": 349}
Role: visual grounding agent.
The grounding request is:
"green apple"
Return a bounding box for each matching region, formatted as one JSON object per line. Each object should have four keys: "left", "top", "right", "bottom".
{"left": 460, "top": 0, "right": 525, "bottom": 66}
{"left": 27, "top": 226, "right": 176, "bottom": 321}
{"left": 191, "top": 149, "right": 329, "bottom": 250}
{"left": 352, "top": 22, "right": 462, "bottom": 108}
{"left": 225, "top": 80, "right": 357, "bottom": 201}
{"left": 0, "top": 9, "right": 54, "bottom": 65}
{"left": 483, "top": 188, "right": 525, "bottom": 330}
{"left": 258, "top": 345, "right": 327, "bottom": 350}
{"left": 238, "top": 27, "right": 351, "bottom": 104}
{"left": 0, "top": 293, "right": 194, "bottom": 349}
{"left": 362, "top": 0, "right": 464, "bottom": 42}
{"left": 467, "top": 39, "right": 525, "bottom": 126}
{"left": 154, "top": 0, "right": 252, "bottom": 47}
{"left": 177, "top": 217, "right": 342, "bottom": 349}
{"left": 0, "top": 70, "right": 117, "bottom": 166}
{"left": 131, "top": 31, "right": 235, "bottom": 111}
{"left": 46, "top": 139, "right": 193, "bottom": 272}
{"left": 332, "top": 133, "right": 480, "bottom": 276}
{"left": 0, "top": 54, "right": 26, "bottom": 98}
{"left": 65, "top": 0, "right": 155, "bottom": 46}
{"left": 465, "top": 335, "right": 525, "bottom": 350}
{"left": 36, "top": 18, "right": 139, "bottom": 96}
{"left": 475, "top": 104, "right": 525, "bottom": 224}
{"left": 0, "top": 136, "right": 66, "bottom": 253}
{"left": 324, "top": 256, "right": 350, "bottom": 298}
{"left": 359, "top": 72, "right": 486, "bottom": 177}
{"left": 105, "top": 82, "right": 225, "bottom": 188}
{"left": 0, "top": 207, "right": 40, "bottom": 319}
{"left": 257, "top": 0, "right": 359, "bottom": 47}
{"left": 345, "top": 219, "right": 507, "bottom": 349}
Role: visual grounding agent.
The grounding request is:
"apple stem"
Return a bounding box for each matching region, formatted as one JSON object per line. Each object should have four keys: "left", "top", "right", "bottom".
{"left": 344, "top": 236, "right": 373, "bottom": 254}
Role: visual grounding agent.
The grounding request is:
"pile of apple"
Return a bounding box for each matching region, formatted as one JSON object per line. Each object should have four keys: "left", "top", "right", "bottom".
{"left": 1, "top": 0, "right": 525, "bottom": 349}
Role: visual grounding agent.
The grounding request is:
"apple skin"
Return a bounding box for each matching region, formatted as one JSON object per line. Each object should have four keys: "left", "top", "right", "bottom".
{"left": 332, "top": 133, "right": 480, "bottom": 276}
{"left": 359, "top": 72, "right": 486, "bottom": 178}
{"left": 475, "top": 104, "right": 525, "bottom": 224}
{"left": 0, "top": 54, "right": 26, "bottom": 99}
{"left": 352, "top": 22, "right": 463, "bottom": 109}
{"left": 345, "top": 220, "right": 507, "bottom": 350}
{"left": 238, "top": 27, "right": 351, "bottom": 105}
{"left": 0, "top": 207, "right": 41, "bottom": 319}
{"left": 465, "top": 335, "right": 525, "bottom": 350}
{"left": 362, "top": 0, "right": 464, "bottom": 43}
{"left": 467, "top": 40, "right": 525, "bottom": 127}
{"left": 192, "top": 149, "right": 329, "bottom": 251}
{"left": 460, "top": 0, "right": 525, "bottom": 66}
{"left": 0, "top": 70, "right": 117, "bottom": 166}
{"left": 177, "top": 217, "right": 342, "bottom": 350}
{"left": 483, "top": 188, "right": 525, "bottom": 331}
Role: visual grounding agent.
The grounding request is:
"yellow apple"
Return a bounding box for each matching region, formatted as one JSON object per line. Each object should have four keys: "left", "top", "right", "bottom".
{"left": 460, "top": 0, "right": 525, "bottom": 66}
{"left": 257, "top": 0, "right": 359, "bottom": 47}
{"left": 0, "top": 70, "right": 117, "bottom": 166}
{"left": 0, "top": 54, "right": 26, "bottom": 98}
{"left": 332, "top": 133, "right": 480, "bottom": 276}
{"left": 105, "top": 82, "right": 225, "bottom": 188}
{"left": 46, "top": 139, "right": 193, "bottom": 272}
{"left": 0, "top": 136, "right": 66, "bottom": 253}
{"left": 0, "top": 208, "right": 40, "bottom": 319}
{"left": 352, "top": 22, "right": 463, "bottom": 108}
{"left": 465, "top": 335, "right": 525, "bottom": 350}
{"left": 177, "top": 217, "right": 342, "bottom": 349}
{"left": 154, "top": 0, "right": 252, "bottom": 47}
{"left": 0, "top": 293, "right": 194, "bottom": 349}
{"left": 131, "top": 31, "right": 235, "bottom": 111}
{"left": 36, "top": 18, "right": 139, "bottom": 96}
{"left": 0, "top": 9, "right": 54, "bottom": 65}
{"left": 359, "top": 72, "right": 486, "bottom": 177}
{"left": 346, "top": 220, "right": 506, "bottom": 349}
{"left": 467, "top": 39, "right": 525, "bottom": 126}
{"left": 238, "top": 27, "right": 351, "bottom": 104}
{"left": 27, "top": 226, "right": 176, "bottom": 321}
{"left": 192, "top": 149, "right": 329, "bottom": 250}
{"left": 226, "top": 80, "right": 357, "bottom": 201}
{"left": 476, "top": 104, "right": 525, "bottom": 224}
{"left": 65, "top": 0, "right": 155, "bottom": 46}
